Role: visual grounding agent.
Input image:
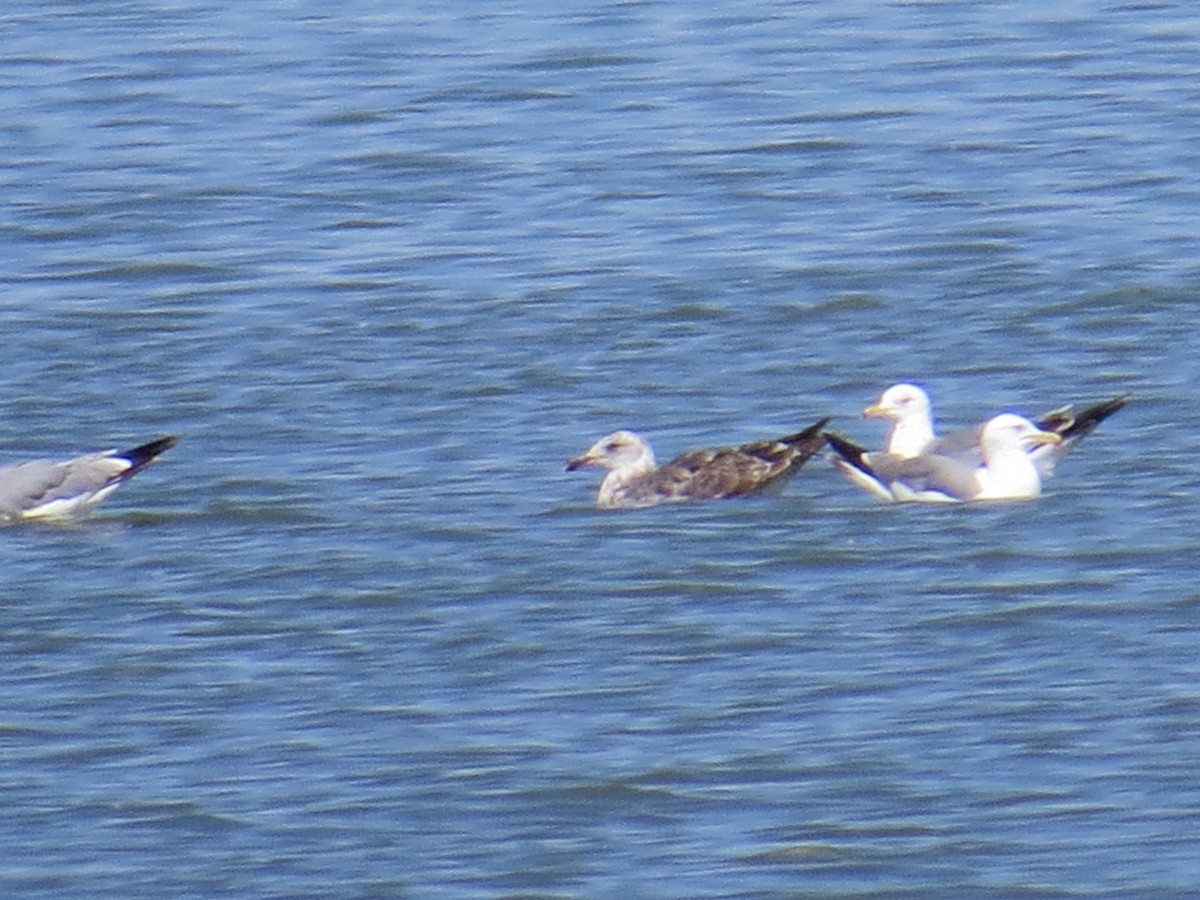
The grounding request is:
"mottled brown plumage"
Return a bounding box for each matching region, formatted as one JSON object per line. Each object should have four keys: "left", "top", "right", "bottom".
{"left": 567, "top": 418, "right": 830, "bottom": 509}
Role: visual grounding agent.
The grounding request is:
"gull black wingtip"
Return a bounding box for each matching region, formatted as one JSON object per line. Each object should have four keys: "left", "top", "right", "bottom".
{"left": 1057, "top": 394, "right": 1130, "bottom": 442}
{"left": 822, "top": 430, "right": 882, "bottom": 477}
{"left": 1079, "top": 393, "right": 1130, "bottom": 423}
{"left": 118, "top": 435, "right": 180, "bottom": 475}
{"left": 774, "top": 416, "right": 834, "bottom": 449}
{"left": 822, "top": 430, "right": 866, "bottom": 460}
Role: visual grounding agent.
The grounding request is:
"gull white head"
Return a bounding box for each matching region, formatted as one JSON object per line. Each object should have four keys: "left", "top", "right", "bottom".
{"left": 980, "top": 413, "right": 1063, "bottom": 458}
{"left": 566, "top": 430, "right": 656, "bottom": 475}
{"left": 975, "top": 413, "right": 1063, "bottom": 499}
{"left": 864, "top": 383, "right": 936, "bottom": 458}
{"left": 566, "top": 431, "right": 658, "bottom": 508}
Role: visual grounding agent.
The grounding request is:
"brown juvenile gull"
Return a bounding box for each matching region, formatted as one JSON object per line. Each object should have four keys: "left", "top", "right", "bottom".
{"left": 863, "top": 383, "right": 1127, "bottom": 476}
{"left": 826, "top": 413, "right": 1061, "bottom": 503}
{"left": 0, "top": 435, "right": 179, "bottom": 524}
{"left": 566, "top": 418, "right": 830, "bottom": 509}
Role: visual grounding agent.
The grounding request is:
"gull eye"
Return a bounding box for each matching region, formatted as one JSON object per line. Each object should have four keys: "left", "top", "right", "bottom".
{"left": 605, "top": 441, "right": 622, "bottom": 452}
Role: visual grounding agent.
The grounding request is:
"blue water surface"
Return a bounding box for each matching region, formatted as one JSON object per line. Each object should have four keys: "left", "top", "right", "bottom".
{"left": 2, "top": 1, "right": 1199, "bottom": 897}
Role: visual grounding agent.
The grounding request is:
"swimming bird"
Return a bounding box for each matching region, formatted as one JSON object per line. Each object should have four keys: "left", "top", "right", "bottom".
{"left": 0, "top": 435, "right": 179, "bottom": 523}
{"left": 863, "top": 383, "right": 1126, "bottom": 475}
{"left": 567, "top": 418, "right": 830, "bottom": 509}
{"left": 827, "top": 413, "right": 1061, "bottom": 503}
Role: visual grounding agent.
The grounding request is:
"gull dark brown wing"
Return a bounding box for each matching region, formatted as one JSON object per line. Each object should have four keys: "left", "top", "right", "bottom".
{"left": 647, "top": 417, "right": 831, "bottom": 501}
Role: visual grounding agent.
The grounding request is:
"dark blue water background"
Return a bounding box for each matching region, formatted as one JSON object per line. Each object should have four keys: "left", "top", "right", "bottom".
{"left": 2, "top": 2, "right": 1199, "bottom": 897}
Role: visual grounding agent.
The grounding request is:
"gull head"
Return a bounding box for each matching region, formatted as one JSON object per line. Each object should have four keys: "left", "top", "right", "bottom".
{"left": 864, "top": 383, "right": 931, "bottom": 421}
{"left": 981, "top": 413, "right": 1063, "bottom": 456}
{"left": 566, "top": 430, "right": 656, "bottom": 475}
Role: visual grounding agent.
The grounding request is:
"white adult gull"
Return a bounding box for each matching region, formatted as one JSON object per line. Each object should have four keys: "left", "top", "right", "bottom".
{"left": 0, "top": 435, "right": 179, "bottom": 524}
{"left": 567, "top": 418, "right": 830, "bottom": 509}
{"left": 863, "top": 383, "right": 1127, "bottom": 476}
{"left": 826, "top": 413, "right": 1062, "bottom": 503}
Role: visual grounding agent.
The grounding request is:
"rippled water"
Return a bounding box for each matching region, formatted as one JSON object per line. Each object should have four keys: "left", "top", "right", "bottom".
{"left": 3, "top": 1, "right": 1200, "bottom": 897}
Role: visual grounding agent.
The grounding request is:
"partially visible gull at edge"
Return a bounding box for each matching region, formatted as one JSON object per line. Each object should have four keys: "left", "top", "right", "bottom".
{"left": 863, "top": 382, "right": 1127, "bottom": 476}
{"left": 0, "top": 435, "right": 179, "bottom": 524}
{"left": 567, "top": 417, "right": 830, "bottom": 509}
{"left": 826, "top": 413, "right": 1062, "bottom": 503}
